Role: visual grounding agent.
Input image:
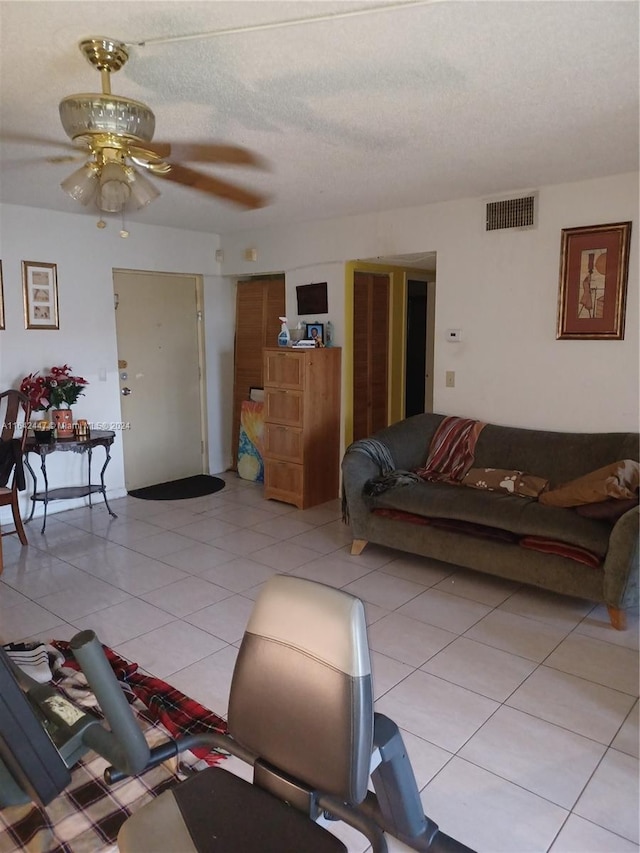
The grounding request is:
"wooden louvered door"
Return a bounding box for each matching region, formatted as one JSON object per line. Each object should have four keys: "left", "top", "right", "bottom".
{"left": 353, "top": 272, "right": 390, "bottom": 442}
{"left": 232, "top": 278, "right": 285, "bottom": 467}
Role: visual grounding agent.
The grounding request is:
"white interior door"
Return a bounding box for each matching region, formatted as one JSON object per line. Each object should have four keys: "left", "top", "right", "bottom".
{"left": 113, "top": 270, "right": 206, "bottom": 491}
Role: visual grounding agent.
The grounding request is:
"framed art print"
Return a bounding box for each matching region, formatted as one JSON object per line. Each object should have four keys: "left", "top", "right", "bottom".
{"left": 557, "top": 221, "right": 631, "bottom": 340}
{"left": 22, "top": 261, "right": 59, "bottom": 330}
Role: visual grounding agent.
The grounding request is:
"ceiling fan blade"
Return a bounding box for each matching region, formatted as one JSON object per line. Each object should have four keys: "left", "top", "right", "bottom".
{"left": 157, "top": 163, "right": 267, "bottom": 209}
{"left": 151, "top": 142, "right": 266, "bottom": 168}
{"left": 130, "top": 141, "right": 172, "bottom": 160}
{"left": 0, "top": 132, "right": 80, "bottom": 152}
{"left": 2, "top": 155, "right": 84, "bottom": 168}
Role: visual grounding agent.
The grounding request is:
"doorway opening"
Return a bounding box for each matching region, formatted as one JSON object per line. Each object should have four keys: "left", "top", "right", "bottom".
{"left": 344, "top": 254, "right": 436, "bottom": 446}
{"left": 405, "top": 280, "right": 427, "bottom": 417}
{"left": 405, "top": 276, "right": 435, "bottom": 418}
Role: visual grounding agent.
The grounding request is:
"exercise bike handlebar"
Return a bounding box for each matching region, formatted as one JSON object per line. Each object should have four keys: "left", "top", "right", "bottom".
{"left": 70, "top": 630, "right": 150, "bottom": 777}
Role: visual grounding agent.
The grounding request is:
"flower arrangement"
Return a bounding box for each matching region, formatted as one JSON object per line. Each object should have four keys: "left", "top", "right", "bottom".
{"left": 20, "top": 365, "right": 89, "bottom": 412}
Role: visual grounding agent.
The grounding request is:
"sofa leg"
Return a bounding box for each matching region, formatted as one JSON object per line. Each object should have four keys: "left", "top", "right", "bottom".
{"left": 607, "top": 605, "right": 627, "bottom": 631}
{"left": 351, "top": 539, "right": 368, "bottom": 556}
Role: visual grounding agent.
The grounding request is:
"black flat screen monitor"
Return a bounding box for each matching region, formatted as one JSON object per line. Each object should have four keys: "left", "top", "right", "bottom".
{"left": 0, "top": 647, "right": 70, "bottom": 807}
{"left": 296, "top": 282, "right": 328, "bottom": 316}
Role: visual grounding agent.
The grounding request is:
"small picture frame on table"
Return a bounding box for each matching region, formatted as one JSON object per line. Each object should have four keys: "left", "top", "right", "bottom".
{"left": 306, "top": 322, "right": 324, "bottom": 346}
{"left": 22, "top": 261, "right": 59, "bottom": 330}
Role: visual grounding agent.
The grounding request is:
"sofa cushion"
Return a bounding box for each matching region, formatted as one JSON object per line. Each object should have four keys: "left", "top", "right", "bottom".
{"left": 369, "top": 480, "right": 612, "bottom": 557}
{"left": 462, "top": 468, "right": 549, "bottom": 498}
{"left": 539, "top": 460, "right": 639, "bottom": 507}
{"left": 575, "top": 497, "right": 639, "bottom": 521}
{"left": 371, "top": 509, "right": 602, "bottom": 568}
{"left": 519, "top": 537, "right": 602, "bottom": 569}
{"left": 371, "top": 507, "right": 519, "bottom": 542}
{"left": 470, "top": 424, "right": 639, "bottom": 486}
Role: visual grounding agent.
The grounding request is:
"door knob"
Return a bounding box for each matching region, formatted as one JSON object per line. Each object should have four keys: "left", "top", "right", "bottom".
{"left": 121, "top": 387, "right": 132, "bottom": 396}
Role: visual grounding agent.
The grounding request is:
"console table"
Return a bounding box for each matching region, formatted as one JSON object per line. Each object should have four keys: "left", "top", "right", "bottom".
{"left": 24, "top": 430, "right": 118, "bottom": 534}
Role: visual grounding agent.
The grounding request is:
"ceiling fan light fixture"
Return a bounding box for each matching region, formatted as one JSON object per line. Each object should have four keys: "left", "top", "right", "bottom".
{"left": 59, "top": 95, "right": 156, "bottom": 143}
{"left": 60, "top": 161, "right": 100, "bottom": 205}
{"left": 55, "top": 36, "right": 266, "bottom": 217}
{"left": 98, "top": 160, "right": 131, "bottom": 212}
{"left": 127, "top": 166, "right": 161, "bottom": 209}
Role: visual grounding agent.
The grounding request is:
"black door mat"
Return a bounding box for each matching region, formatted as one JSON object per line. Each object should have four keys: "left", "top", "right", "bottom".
{"left": 128, "top": 475, "right": 225, "bottom": 501}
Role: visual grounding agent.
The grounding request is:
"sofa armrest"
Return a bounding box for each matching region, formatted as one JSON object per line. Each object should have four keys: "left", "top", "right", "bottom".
{"left": 602, "top": 506, "right": 639, "bottom": 609}
{"left": 341, "top": 451, "right": 379, "bottom": 537}
{"left": 341, "top": 413, "right": 443, "bottom": 539}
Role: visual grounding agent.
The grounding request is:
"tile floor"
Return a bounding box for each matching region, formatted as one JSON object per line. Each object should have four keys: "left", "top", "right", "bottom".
{"left": 1, "top": 475, "right": 638, "bottom": 853}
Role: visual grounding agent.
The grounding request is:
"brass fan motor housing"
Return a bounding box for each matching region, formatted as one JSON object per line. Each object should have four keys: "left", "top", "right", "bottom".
{"left": 60, "top": 37, "right": 156, "bottom": 147}
{"left": 79, "top": 38, "right": 129, "bottom": 73}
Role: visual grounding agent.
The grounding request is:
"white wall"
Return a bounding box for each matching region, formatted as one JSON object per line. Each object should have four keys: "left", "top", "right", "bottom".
{"left": 1, "top": 172, "right": 637, "bottom": 525}
{"left": 219, "top": 172, "right": 639, "bottom": 433}
{"left": 0, "top": 204, "right": 228, "bottom": 523}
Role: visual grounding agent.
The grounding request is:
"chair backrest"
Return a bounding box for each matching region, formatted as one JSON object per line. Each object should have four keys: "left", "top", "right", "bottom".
{"left": 228, "top": 575, "right": 373, "bottom": 805}
{"left": 0, "top": 390, "right": 30, "bottom": 446}
{"left": 0, "top": 390, "right": 30, "bottom": 488}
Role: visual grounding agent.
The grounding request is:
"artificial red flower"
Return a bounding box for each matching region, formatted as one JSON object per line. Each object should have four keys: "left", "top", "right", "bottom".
{"left": 20, "top": 365, "right": 89, "bottom": 411}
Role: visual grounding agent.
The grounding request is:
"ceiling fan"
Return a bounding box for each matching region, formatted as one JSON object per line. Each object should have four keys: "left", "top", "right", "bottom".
{"left": 57, "top": 37, "right": 267, "bottom": 214}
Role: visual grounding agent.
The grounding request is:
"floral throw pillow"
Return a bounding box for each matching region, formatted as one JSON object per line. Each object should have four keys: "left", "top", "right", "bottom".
{"left": 462, "top": 468, "right": 549, "bottom": 498}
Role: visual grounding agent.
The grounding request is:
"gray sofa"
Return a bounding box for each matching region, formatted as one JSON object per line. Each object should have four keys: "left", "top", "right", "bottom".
{"left": 342, "top": 413, "right": 639, "bottom": 629}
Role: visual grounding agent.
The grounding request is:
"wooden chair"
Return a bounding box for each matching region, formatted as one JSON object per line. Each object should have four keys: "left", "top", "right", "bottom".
{"left": 0, "top": 390, "right": 31, "bottom": 558}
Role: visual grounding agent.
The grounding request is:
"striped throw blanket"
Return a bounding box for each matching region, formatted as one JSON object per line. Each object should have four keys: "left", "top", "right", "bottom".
{"left": 415, "top": 416, "right": 486, "bottom": 483}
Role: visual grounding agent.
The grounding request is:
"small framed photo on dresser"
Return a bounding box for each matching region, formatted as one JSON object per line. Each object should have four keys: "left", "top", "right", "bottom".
{"left": 306, "top": 322, "right": 324, "bottom": 346}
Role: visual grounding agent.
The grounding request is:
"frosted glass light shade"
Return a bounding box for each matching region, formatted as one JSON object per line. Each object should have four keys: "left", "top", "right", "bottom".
{"left": 127, "top": 168, "right": 160, "bottom": 209}
{"left": 59, "top": 94, "right": 155, "bottom": 142}
{"left": 98, "top": 162, "right": 131, "bottom": 212}
{"left": 60, "top": 163, "right": 99, "bottom": 205}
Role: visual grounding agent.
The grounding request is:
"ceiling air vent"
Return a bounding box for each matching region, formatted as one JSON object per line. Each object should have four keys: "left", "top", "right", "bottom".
{"left": 485, "top": 194, "right": 536, "bottom": 231}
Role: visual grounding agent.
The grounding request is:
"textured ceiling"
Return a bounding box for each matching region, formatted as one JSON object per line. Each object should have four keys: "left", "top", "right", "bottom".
{"left": 0, "top": 1, "right": 637, "bottom": 236}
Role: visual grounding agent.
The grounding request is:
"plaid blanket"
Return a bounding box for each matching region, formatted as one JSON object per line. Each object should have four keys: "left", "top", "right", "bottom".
{"left": 50, "top": 641, "right": 228, "bottom": 763}
{"left": 0, "top": 643, "right": 229, "bottom": 852}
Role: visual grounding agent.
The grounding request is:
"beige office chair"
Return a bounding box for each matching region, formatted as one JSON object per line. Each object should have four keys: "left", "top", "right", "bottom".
{"left": 0, "top": 390, "right": 31, "bottom": 552}
{"left": 116, "top": 575, "right": 472, "bottom": 853}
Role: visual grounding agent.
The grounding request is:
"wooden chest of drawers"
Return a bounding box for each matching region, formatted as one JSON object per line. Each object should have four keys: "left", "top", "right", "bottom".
{"left": 262, "top": 347, "right": 341, "bottom": 509}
